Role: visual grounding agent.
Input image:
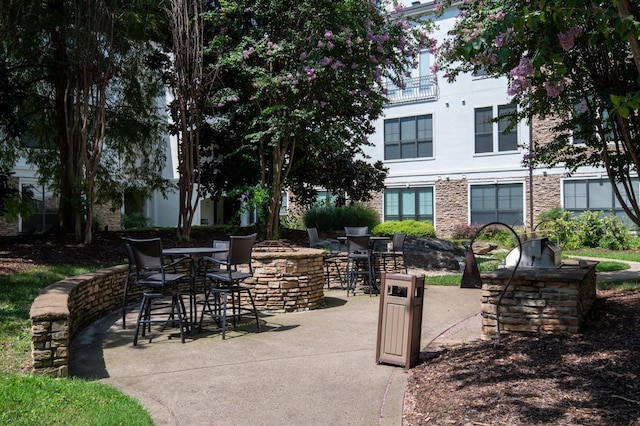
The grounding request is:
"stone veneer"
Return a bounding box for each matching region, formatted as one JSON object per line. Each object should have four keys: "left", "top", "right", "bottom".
{"left": 29, "top": 265, "right": 130, "bottom": 377}
{"left": 479, "top": 261, "right": 597, "bottom": 339}
{"left": 243, "top": 247, "right": 325, "bottom": 313}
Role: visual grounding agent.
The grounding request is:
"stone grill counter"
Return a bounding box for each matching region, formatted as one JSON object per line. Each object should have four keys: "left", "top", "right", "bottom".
{"left": 480, "top": 261, "right": 597, "bottom": 339}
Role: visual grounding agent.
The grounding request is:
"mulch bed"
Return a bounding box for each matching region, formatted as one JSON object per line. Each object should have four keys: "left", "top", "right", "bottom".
{"left": 404, "top": 289, "right": 640, "bottom": 425}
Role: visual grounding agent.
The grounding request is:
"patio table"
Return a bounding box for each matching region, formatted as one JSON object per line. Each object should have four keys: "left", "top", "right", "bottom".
{"left": 162, "top": 246, "right": 229, "bottom": 328}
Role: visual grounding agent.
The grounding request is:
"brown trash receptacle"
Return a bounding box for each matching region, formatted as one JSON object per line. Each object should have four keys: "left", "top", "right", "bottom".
{"left": 376, "top": 272, "right": 425, "bottom": 369}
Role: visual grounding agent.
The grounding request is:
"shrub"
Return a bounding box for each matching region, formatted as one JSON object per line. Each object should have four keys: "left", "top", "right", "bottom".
{"left": 598, "top": 215, "right": 632, "bottom": 250}
{"left": 372, "top": 220, "right": 435, "bottom": 237}
{"left": 536, "top": 208, "right": 632, "bottom": 250}
{"left": 477, "top": 224, "right": 522, "bottom": 248}
{"left": 303, "top": 202, "right": 379, "bottom": 232}
{"left": 451, "top": 223, "right": 482, "bottom": 240}
{"left": 122, "top": 212, "right": 152, "bottom": 229}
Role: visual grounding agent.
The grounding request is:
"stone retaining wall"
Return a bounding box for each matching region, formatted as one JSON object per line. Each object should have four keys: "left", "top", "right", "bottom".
{"left": 29, "top": 265, "right": 131, "bottom": 377}
{"left": 480, "top": 262, "right": 597, "bottom": 339}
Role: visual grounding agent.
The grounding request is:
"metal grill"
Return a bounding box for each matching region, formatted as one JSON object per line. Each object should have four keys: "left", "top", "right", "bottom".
{"left": 253, "top": 240, "right": 297, "bottom": 252}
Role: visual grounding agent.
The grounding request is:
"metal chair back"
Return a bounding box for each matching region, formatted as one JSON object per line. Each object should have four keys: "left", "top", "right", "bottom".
{"left": 345, "top": 226, "right": 369, "bottom": 236}
{"left": 227, "top": 233, "right": 257, "bottom": 275}
{"left": 392, "top": 233, "right": 406, "bottom": 251}
{"left": 346, "top": 234, "right": 371, "bottom": 254}
{"left": 127, "top": 238, "right": 164, "bottom": 275}
{"left": 307, "top": 227, "right": 321, "bottom": 246}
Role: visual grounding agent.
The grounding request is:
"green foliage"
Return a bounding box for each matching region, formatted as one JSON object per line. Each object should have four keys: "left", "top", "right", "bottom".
{"left": 0, "top": 374, "right": 152, "bottom": 425}
{"left": 537, "top": 209, "right": 632, "bottom": 250}
{"left": 200, "top": 0, "right": 432, "bottom": 238}
{"left": 122, "top": 213, "right": 152, "bottom": 229}
{"left": 477, "top": 225, "right": 522, "bottom": 249}
{"left": 372, "top": 220, "right": 435, "bottom": 238}
{"left": 280, "top": 215, "right": 305, "bottom": 230}
{"left": 304, "top": 203, "right": 379, "bottom": 232}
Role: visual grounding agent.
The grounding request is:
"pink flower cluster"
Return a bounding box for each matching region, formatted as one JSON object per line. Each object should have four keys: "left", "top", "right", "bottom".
{"left": 558, "top": 26, "right": 582, "bottom": 51}
{"left": 543, "top": 80, "right": 565, "bottom": 98}
{"left": 507, "top": 57, "right": 533, "bottom": 96}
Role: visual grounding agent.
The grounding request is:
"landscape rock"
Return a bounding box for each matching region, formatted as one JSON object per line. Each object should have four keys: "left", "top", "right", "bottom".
{"left": 403, "top": 237, "right": 465, "bottom": 271}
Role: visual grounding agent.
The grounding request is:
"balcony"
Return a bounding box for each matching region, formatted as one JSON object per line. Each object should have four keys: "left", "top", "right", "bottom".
{"left": 384, "top": 75, "right": 439, "bottom": 105}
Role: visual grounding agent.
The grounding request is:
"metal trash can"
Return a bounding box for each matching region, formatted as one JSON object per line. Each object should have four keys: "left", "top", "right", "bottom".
{"left": 376, "top": 273, "right": 425, "bottom": 369}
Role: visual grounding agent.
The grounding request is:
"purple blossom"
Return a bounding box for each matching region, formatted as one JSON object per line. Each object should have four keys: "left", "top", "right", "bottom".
{"left": 507, "top": 58, "right": 533, "bottom": 95}
{"left": 299, "top": 52, "right": 307, "bottom": 61}
{"left": 304, "top": 66, "right": 317, "bottom": 80}
{"left": 327, "top": 41, "right": 335, "bottom": 51}
{"left": 430, "top": 63, "right": 440, "bottom": 73}
{"left": 320, "top": 57, "right": 332, "bottom": 67}
{"left": 558, "top": 26, "right": 582, "bottom": 51}
{"left": 317, "top": 40, "right": 324, "bottom": 48}
{"left": 543, "top": 80, "right": 565, "bottom": 98}
{"left": 324, "top": 30, "right": 334, "bottom": 40}
{"left": 331, "top": 60, "right": 345, "bottom": 70}
{"left": 242, "top": 46, "right": 255, "bottom": 60}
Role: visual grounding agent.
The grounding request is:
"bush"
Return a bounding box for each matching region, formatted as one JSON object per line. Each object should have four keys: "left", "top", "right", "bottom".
{"left": 372, "top": 220, "right": 435, "bottom": 237}
{"left": 451, "top": 223, "right": 521, "bottom": 248}
{"left": 303, "top": 203, "right": 379, "bottom": 232}
{"left": 537, "top": 208, "right": 632, "bottom": 250}
{"left": 451, "top": 223, "right": 482, "bottom": 240}
{"left": 122, "top": 212, "right": 152, "bottom": 229}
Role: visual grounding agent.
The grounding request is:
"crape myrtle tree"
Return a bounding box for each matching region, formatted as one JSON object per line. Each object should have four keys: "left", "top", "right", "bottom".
{"left": 166, "top": 0, "right": 216, "bottom": 240}
{"left": 0, "top": 0, "right": 170, "bottom": 242}
{"left": 434, "top": 0, "right": 640, "bottom": 226}
{"left": 201, "top": 0, "right": 433, "bottom": 239}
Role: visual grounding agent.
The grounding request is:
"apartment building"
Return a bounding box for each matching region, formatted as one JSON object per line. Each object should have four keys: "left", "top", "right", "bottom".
{"left": 362, "top": 0, "right": 632, "bottom": 238}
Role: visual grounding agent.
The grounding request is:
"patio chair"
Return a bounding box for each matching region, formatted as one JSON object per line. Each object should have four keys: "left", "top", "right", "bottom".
{"left": 307, "top": 227, "right": 344, "bottom": 289}
{"left": 344, "top": 226, "right": 369, "bottom": 236}
{"left": 126, "top": 238, "right": 194, "bottom": 345}
{"left": 199, "top": 233, "right": 260, "bottom": 339}
{"left": 344, "top": 234, "right": 376, "bottom": 296}
{"left": 378, "top": 233, "right": 408, "bottom": 273}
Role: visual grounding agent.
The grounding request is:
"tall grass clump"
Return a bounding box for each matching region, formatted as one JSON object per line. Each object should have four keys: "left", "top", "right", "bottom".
{"left": 304, "top": 203, "right": 379, "bottom": 232}
{"left": 373, "top": 220, "right": 435, "bottom": 237}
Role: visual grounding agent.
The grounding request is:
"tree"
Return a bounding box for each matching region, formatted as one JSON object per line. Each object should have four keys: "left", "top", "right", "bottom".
{"left": 166, "top": 0, "right": 216, "bottom": 240}
{"left": 201, "top": 0, "right": 432, "bottom": 239}
{"left": 435, "top": 0, "right": 640, "bottom": 226}
{"left": 0, "top": 0, "right": 170, "bottom": 241}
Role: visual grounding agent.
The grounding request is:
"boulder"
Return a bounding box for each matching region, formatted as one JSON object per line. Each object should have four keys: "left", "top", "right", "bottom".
{"left": 403, "top": 237, "right": 465, "bottom": 271}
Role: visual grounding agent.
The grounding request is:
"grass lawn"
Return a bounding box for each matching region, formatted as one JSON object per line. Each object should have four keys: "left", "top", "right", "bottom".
{"left": 0, "top": 266, "right": 153, "bottom": 424}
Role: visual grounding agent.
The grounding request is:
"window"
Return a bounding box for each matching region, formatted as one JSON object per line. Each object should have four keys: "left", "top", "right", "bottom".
{"left": 279, "top": 191, "right": 288, "bottom": 216}
{"left": 384, "top": 187, "right": 433, "bottom": 222}
{"left": 564, "top": 178, "right": 639, "bottom": 226}
{"left": 470, "top": 183, "right": 523, "bottom": 225}
{"left": 20, "top": 183, "right": 58, "bottom": 233}
{"left": 384, "top": 115, "right": 433, "bottom": 160}
{"left": 315, "top": 190, "right": 340, "bottom": 206}
{"left": 474, "top": 104, "right": 518, "bottom": 154}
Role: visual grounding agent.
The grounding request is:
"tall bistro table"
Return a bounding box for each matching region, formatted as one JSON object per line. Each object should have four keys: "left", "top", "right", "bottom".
{"left": 162, "top": 246, "right": 229, "bottom": 331}
{"left": 337, "top": 235, "right": 391, "bottom": 293}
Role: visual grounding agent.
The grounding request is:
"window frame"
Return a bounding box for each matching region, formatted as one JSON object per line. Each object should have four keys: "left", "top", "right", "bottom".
{"left": 384, "top": 187, "right": 434, "bottom": 223}
{"left": 469, "top": 183, "right": 524, "bottom": 226}
{"left": 563, "top": 178, "right": 639, "bottom": 227}
{"left": 474, "top": 103, "right": 519, "bottom": 154}
{"left": 384, "top": 114, "right": 434, "bottom": 160}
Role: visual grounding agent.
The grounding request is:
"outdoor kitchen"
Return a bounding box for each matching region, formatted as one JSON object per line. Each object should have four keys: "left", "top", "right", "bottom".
{"left": 478, "top": 237, "right": 598, "bottom": 340}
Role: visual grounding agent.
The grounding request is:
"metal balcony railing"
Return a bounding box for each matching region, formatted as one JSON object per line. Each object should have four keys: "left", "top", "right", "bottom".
{"left": 384, "top": 75, "right": 439, "bottom": 104}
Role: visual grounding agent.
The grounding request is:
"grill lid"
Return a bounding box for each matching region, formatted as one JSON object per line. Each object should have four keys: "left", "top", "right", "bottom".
{"left": 504, "top": 237, "right": 562, "bottom": 269}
